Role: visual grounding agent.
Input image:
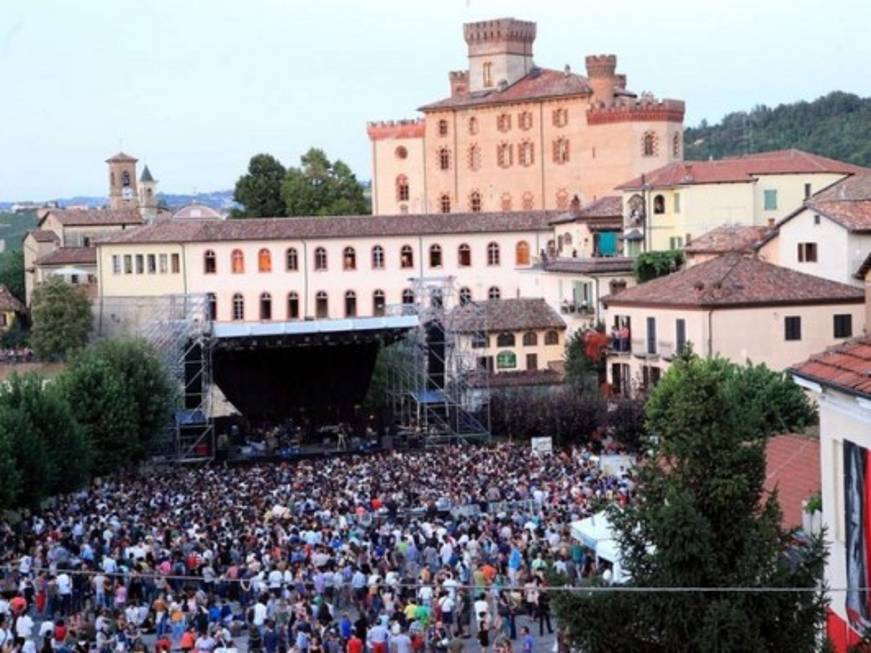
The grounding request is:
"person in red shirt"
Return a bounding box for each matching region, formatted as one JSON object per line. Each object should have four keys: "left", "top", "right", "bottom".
{"left": 347, "top": 634, "right": 364, "bottom": 653}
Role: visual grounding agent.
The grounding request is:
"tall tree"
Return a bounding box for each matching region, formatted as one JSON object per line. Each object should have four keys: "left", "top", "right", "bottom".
{"left": 553, "top": 355, "right": 826, "bottom": 652}
{"left": 281, "top": 148, "right": 370, "bottom": 216}
{"left": 30, "top": 276, "right": 93, "bottom": 360}
{"left": 0, "top": 250, "right": 25, "bottom": 301}
{"left": 232, "top": 153, "right": 287, "bottom": 217}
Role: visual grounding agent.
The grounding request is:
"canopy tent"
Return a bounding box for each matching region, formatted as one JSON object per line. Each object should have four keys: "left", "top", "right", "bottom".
{"left": 571, "top": 511, "right": 630, "bottom": 584}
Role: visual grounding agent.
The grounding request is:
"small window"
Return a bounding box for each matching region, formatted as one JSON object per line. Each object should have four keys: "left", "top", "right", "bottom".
{"left": 522, "top": 332, "right": 537, "bottom": 347}
{"left": 438, "top": 148, "right": 451, "bottom": 171}
{"left": 315, "top": 291, "right": 329, "bottom": 318}
{"left": 258, "top": 248, "right": 272, "bottom": 273}
{"left": 674, "top": 193, "right": 681, "bottom": 214}
{"left": 372, "top": 245, "right": 385, "bottom": 269}
{"left": 121, "top": 170, "right": 131, "bottom": 187}
{"left": 147, "top": 254, "right": 156, "bottom": 274}
{"left": 488, "top": 286, "right": 501, "bottom": 300}
{"left": 344, "top": 291, "right": 357, "bottom": 317}
{"left": 522, "top": 192, "right": 534, "bottom": 211}
{"left": 467, "top": 144, "right": 481, "bottom": 171}
{"left": 526, "top": 353, "right": 538, "bottom": 370}
{"left": 400, "top": 245, "right": 414, "bottom": 269}
{"left": 458, "top": 243, "right": 471, "bottom": 267}
{"left": 343, "top": 246, "right": 356, "bottom": 271}
{"left": 171, "top": 253, "right": 180, "bottom": 274}
{"left": 834, "top": 314, "right": 853, "bottom": 339}
{"left": 159, "top": 254, "right": 168, "bottom": 274}
{"left": 518, "top": 141, "right": 534, "bottom": 167}
{"left": 804, "top": 183, "right": 812, "bottom": 199}
{"left": 439, "top": 194, "right": 451, "bottom": 214}
{"left": 500, "top": 193, "right": 512, "bottom": 212}
{"left": 112, "top": 255, "right": 121, "bottom": 275}
{"left": 483, "top": 62, "right": 493, "bottom": 87}
{"left": 396, "top": 175, "right": 409, "bottom": 202}
{"left": 814, "top": 214, "right": 821, "bottom": 225}
{"left": 515, "top": 241, "right": 530, "bottom": 266}
{"left": 459, "top": 287, "right": 472, "bottom": 305}
{"left": 797, "top": 242, "right": 818, "bottom": 263}
{"left": 231, "top": 249, "right": 244, "bottom": 274}
{"left": 402, "top": 289, "right": 415, "bottom": 305}
{"left": 429, "top": 244, "right": 442, "bottom": 268}
{"left": 497, "top": 143, "right": 513, "bottom": 168}
{"left": 395, "top": 146, "right": 408, "bottom": 159}
{"left": 676, "top": 319, "right": 687, "bottom": 355}
{"left": 497, "top": 113, "right": 511, "bottom": 132}
{"left": 544, "top": 330, "right": 559, "bottom": 346}
{"left": 496, "top": 351, "right": 517, "bottom": 369}
{"left": 518, "top": 111, "right": 533, "bottom": 130}
{"left": 553, "top": 138, "right": 570, "bottom": 164}
{"left": 232, "top": 293, "right": 245, "bottom": 321}
{"left": 763, "top": 189, "right": 778, "bottom": 211}
{"left": 646, "top": 317, "right": 657, "bottom": 354}
{"left": 642, "top": 132, "right": 657, "bottom": 157}
{"left": 471, "top": 332, "right": 489, "bottom": 348}
{"left": 287, "top": 292, "right": 299, "bottom": 319}
{"left": 438, "top": 119, "right": 448, "bottom": 137}
{"left": 373, "top": 290, "right": 386, "bottom": 316}
{"left": 468, "top": 116, "right": 478, "bottom": 135}
{"left": 259, "top": 292, "right": 272, "bottom": 320}
{"left": 314, "top": 247, "right": 328, "bottom": 271}
{"left": 552, "top": 108, "right": 568, "bottom": 128}
{"left": 669, "top": 236, "right": 684, "bottom": 250}
{"left": 487, "top": 242, "right": 500, "bottom": 266}
{"left": 497, "top": 333, "right": 515, "bottom": 347}
{"left": 204, "top": 250, "right": 217, "bottom": 274}
{"left": 286, "top": 247, "right": 298, "bottom": 271}
{"left": 206, "top": 293, "right": 217, "bottom": 321}
{"left": 653, "top": 195, "right": 666, "bottom": 214}
{"left": 470, "top": 191, "right": 482, "bottom": 213}
{"left": 672, "top": 132, "right": 681, "bottom": 157}
{"left": 784, "top": 316, "right": 802, "bottom": 341}
{"left": 135, "top": 254, "right": 144, "bottom": 274}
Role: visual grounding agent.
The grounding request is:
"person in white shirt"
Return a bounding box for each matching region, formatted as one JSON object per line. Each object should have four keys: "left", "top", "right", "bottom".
{"left": 15, "top": 612, "right": 34, "bottom": 640}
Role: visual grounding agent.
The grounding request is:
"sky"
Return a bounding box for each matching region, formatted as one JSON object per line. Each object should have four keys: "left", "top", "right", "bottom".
{"left": 2, "top": 0, "right": 870, "bottom": 200}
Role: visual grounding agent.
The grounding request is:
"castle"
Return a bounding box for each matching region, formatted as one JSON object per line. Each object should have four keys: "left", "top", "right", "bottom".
{"left": 367, "top": 18, "right": 685, "bottom": 215}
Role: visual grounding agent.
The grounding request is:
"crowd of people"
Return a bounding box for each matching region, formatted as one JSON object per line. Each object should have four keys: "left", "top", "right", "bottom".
{"left": 0, "top": 347, "right": 34, "bottom": 364}
{"left": 0, "top": 443, "right": 635, "bottom": 653}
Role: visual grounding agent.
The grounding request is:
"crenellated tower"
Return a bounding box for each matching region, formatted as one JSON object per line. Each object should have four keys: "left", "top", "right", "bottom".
{"left": 463, "top": 18, "right": 536, "bottom": 93}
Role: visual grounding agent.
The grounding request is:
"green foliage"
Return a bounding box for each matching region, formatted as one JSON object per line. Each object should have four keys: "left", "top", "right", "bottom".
{"left": 564, "top": 330, "right": 599, "bottom": 390}
{"left": 0, "top": 321, "right": 29, "bottom": 348}
{"left": 553, "top": 355, "right": 827, "bottom": 652}
{"left": 684, "top": 91, "right": 871, "bottom": 167}
{"left": 0, "top": 249, "right": 25, "bottom": 301}
{"left": 232, "top": 153, "right": 287, "bottom": 218}
{"left": 490, "top": 388, "right": 606, "bottom": 446}
{"left": 30, "top": 277, "right": 93, "bottom": 359}
{"left": 633, "top": 250, "right": 684, "bottom": 283}
{"left": 281, "top": 148, "right": 370, "bottom": 216}
{"left": 0, "top": 211, "right": 38, "bottom": 253}
{"left": 0, "top": 373, "right": 91, "bottom": 509}
{"left": 607, "top": 398, "right": 647, "bottom": 450}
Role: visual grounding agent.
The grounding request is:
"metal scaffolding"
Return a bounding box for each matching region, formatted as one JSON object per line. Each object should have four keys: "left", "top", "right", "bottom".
{"left": 385, "top": 276, "right": 491, "bottom": 446}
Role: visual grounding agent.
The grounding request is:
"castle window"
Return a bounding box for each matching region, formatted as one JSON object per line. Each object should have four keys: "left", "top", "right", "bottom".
{"left": 515, "top": 241, "right": 530, "bottom": 266}
{"left": 469, "top": 191, "right": 482, "bottom": 213}
{"left": 523, "top": 332, "right": 537, "bottom": 346}
{"left": 500, "top": 193, "right": 512, "bottom": 212}
{"left": 439, "top": 194, "right": 451, "bottom": 214}
{"left": 438, "top": 119, "right": 448, "bottom": 137}
{"left": 489, "top": 286, "right": 502, "bottom": 300}
{"left": 438, "top": 147, "right": 451, "bottom": 171}
{"left": 642, "top": 131, "right": 658, "bottom": 157}
{"left": 429, "top": 244, "right": 442, "bottom": 268}
{"left": 487, "top": 242, "right": 500, "bottom": 266}
{"left": 287, "top": 292, "right": 299, "bottom": 319}
{"left": 259, "top": 292, "right": 272, "bottom": 320}
{"left": 344, "top": 290, "right": 357, "bottom": 317}
{"left": 258, "top": 248, "right": 272, "bottom": 273}
{"left": 518, "top": 141, "right": 534, "bottom": 167}
{"left": 232, "top": 293, "right": 245, "bottom": 321}
{"left": 497, "top": 113, "right": 511, "bottom": 132}
{"left": 372, "top": 245, "right": 385, "bottom": 269}
{"left": 343, "top": 246, "right": 356, "bottom": 270}
{"left": 396, "top": 175, "right": 409, "bottom": 201}
{"left": 518, "top": 111, "right": 533, "bottom": 130}
{"left": 483, "top": 62, "right": 493, "bottom": 88}
{"left": 552, "top": 107, "right": 568, "bottom": 128}
{"left": 653, "top": 195, "right": 665, "bottom": 214}
{"left": 395, "top": 146, "right": 408, "bottom": 159}
{"left": 468, "top": 116, "right": 478, "bottom": 135}
{"left": 315, "top": 291, "right": 329, "bottom": 318}
{"left": 553, "top": 138, "right": 570, "bottom": 164}
{"left": 497, "top": 143, "right": 513, "bottom": 169}
{"left": 545, "top": 330, "right": 560, "bottom": 346}
{"left": 231, "top": 249, "right": 244, "bottom": 274}
{"left": 286, "top": 247, "right": 298, "bottom": 271}
{"left": 402, "top": 289, "right": 415, "bottom": 305}
{"left": 206, "top": 293, "right": 217, "bottom": 321}
{"left": 458, "top": 243, "right": 471, "bottom": 267}
{"left": 522, "top": 192, "right": 534, "bottom": 211}
{"left": 204, "top": 250, "right": 216, "bottom": 274}
{"left": 400, "top": 245, "right": 414, "bottom": 269}
{"left": 556, "top": 190, "right": 569, "bottom": 210}
{"left": 459, "top": 287, "right": 472, "bottom": 305}
{"left": 121, "top": 170, "right": 131, "bottom": 187}
{"left": 373, "top": 290, "right": 386, "bottom": 316}
{"left": 672, "top": 132, "right": 681, "bottom": 158}
{"left": 467, "top": 144, "right": 481, "bottom": 171}
{"left": 314, "top": 247, "right": 327, "bottom": 270}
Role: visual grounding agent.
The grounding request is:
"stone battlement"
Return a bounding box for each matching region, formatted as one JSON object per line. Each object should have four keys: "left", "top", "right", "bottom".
{"left": 587, "top": 97, "right": 685, "bottom": 125}
{"left": 463, "top": 18, "right": 536, "bottom": 45}
{"left": 585, "top": 54, "right": 617, "bottom": 78}
{"left": 366, "top": 118, "right": 425, "bottom": 141}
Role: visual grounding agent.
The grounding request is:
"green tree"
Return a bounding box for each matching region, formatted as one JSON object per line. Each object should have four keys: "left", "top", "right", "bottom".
{"left": 553, "top": 355, "right": 826, "bottom": 652}
{"left": 633, "top": 250, "right": 684, "bottom": 283}
{"left": 0, "top": 249, "right": 25, "bottom": 301}
{"left": 563, "top": 330, "right": 600, "bottom": 390}
{"left": 30, "top": 277, "right": 93, "bottom": 359}
{"left": 0, "top": 426, "right": 21, "bottom": 512}
{"left": 232, "top": 153, "right": 287, "bottom": 217}
{"left": 281, "top": 148, "right": 370, "bottom": 216}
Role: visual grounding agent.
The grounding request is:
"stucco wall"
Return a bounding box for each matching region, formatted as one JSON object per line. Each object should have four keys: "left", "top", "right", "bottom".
{"left": 371, "top": 135, "right": 426, "bottom": 215}
{"left": 458, "top": 327, "right": 564, "bottom": 373}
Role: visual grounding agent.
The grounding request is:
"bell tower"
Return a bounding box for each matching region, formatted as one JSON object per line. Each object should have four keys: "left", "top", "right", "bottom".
{"left": 106, "top": 152, "right": 139, "bottom": 209}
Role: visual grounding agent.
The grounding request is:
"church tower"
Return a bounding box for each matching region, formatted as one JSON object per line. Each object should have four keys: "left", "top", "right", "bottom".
{"left": 106, "top": 152, "right": 138, "bottom": 210}
{"left": 138, "top": 165, "right": 159, "bottom": 223}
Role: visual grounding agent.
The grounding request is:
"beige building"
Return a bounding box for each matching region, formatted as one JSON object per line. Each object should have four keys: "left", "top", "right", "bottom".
{"left": 603, "top": 254, "right": 865, "bottom": 396}
{"left": 369, "top": 17, "right": 684, "bottom": 216}
{"left": 616, "top": 149, "right": 867, "bottom": 254}
{"left": 0, "top": 285, "right": 25, "bottom": 334}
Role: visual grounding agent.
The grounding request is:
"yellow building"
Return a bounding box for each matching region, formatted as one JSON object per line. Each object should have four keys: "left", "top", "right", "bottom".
{"left": 0, "top": 285, "right": 24, "bottom": 333}
{"left": 369, "top": 17, "right": 685, "bottom": 215}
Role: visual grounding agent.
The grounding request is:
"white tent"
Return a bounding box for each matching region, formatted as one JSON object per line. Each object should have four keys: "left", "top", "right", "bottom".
{"left": 570, "top": 511, "right": 630, "bottom": 583}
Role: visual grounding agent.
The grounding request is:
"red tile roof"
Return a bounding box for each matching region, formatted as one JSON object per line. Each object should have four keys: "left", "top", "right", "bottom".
{"left": 0, "top": 285, "right": 25, "bottom": 313}
{"left": 764, "top": 434, "right": 820, "bottom": 529}
{"left": 105, "top": 151, "right": 137, "bottom": 163}
{"left": 803, "top": 173, "right": 871, "bottom": 233}
{"left": 41, "top": 208, "right": 143, "bottom": 227}
{"left": 789, "top": 337, "right": 871, "bottom": 399}
{"left": 450, "top": 298, "right": 565, "bottom": 333}
{"left": 605, "top": 254, "right": 864, "bottom": 308}
{"left": 617, "top": 149, "right": 868, "bottom": 190}
{"left": 26, "top": 229, "right": 60, "bottom": 243}
{"left": 543, "top": 256, "right": 635, "bottom": 274}
{"left": 34, "top": 247, "right": 96, "bottom": 266}
{"left": 684, "top": 224, "right": 773, "bottom": 255}
{"left": 549, "top": 196, "right": 622, "bottom": 226}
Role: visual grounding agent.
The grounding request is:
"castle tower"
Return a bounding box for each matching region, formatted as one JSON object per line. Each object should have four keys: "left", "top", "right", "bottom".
{"left": 585, "top": 55, "right": 618, "bottom": 106}
{"left": 464, "top": 18, "right": 536, "bottom": 93}
{"left": 138, "top": 165, "right": 159, "bottom": 222}
{"left": 106, "top": 152, "right": 138, "bottom": 209}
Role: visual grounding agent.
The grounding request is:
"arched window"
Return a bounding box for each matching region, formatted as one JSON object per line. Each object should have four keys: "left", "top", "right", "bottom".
{"left": 396, "top": 175, "right": 409, "bottom": 202}
{"left": 232, "top": 293, "right": 244, "bottom": 321}
{"left": 523, "top": 332, "right": 537, "bottom": 346}
{"left": 314, "top": 247, "right": 327, "bottom": 270}
{"left": 470, "top": 191, "right": 482, "bottom": 213}
{"left": 515, "top": 241, "right": 530, "bottom": 266}
{"left": 286, "top": 247, "right": 298, "bottom": 271}
{"left": 400, "top": 245, "right": 414, "bottom": 269}
{"left": 121, "top": 170, "right": 131, "bottom": 187}
{"left": 488, "top": 286, "right": 501, "bottom": 300}
{"left": 429, "top": 244, "right": 442, "bottom": 268}
{"left": 518, "top": 141, "right": 534, "bottom": 167}
{"left": 497, "top": 142, "right": 513, "bottom": 168}
{"left": 287, "top": 292, "right": 299, "bottom": 319}
{"left": 439, "top": 194, "right": 451, "bottom": 214}
{"left": 501, "top": 193, "right": 512, "bottom": 212}
{"left": 497, "top": 113, "right": 511, "bottom": 132}
{"left": 204, "top": 250, "right": 216, "bottom": 274}
{"left": 231, "top": 249, "right": 244, "bottom": 274}
{"left": 344, "top": 290, "right": 357, "bottom": 317}
{"left": 459, "top": 287, "right": 472, "bottom": 305}
{"left": 371, "top": 245, "right": 384, "bottom": 269}
{"left": 643, "top": 131, "right": 657, "bottom": 157}
{"left": 395, "top": 145, "right": 408, "bottom": 159}
{"left": 373, "top": 290, "right": 386, "bottom": 316}
{"left": 672, "top": 132, "right": 681, "bottom": 157}
{"left": 468, "top": 116, "right": 478, "bottom": 135}
{"left": 402, "top": 289, "right": 415, "bottom": 305}
{"left": 522, "top": 192, "right": 534, "bottom": 211}
{"left": 545, "top": 330, "right": 560, "bottom": 345}
{"left": 553, "top": 138, "right": 570, "bottom": 164}
{"left": 487, "top": 242, "right": 500, "bottom": 266}
{"left": 259, "top": 292, "right": 272, "bottom": 320}
{"left": 343, "top": 246, "right": 356, "bottom": 270}
{"left": 258, "top": 248, "right": 272, "bottom": 273}
{"left": 496, "top": 351, "right": 517, "bottom": 369}
{"left": 518, "top": 111, "right": 533, "bottom": 130}
{"left": 653, "top": 195, "right": 665, "bottom": 214}
{"left": 315, "top": 291, "right": 329, "bottom": 318}
{"left": 552, "top": 107, "right": 568, "bottom": 127}
{"left": 438, "top": 119, "right": 448, "bottom": 136}
{"left": 497, "top": 333, "right": 516, "bottom": 347}
{"left": 438, "top": 148, "right": 451, "bottom": 170}
{"left": 467, "top": 144, "right": 481, "bottom": 171}
{"left": 206, "top": 293, "right": 217, "bottom": 321}
{"left": 458, "top": 243, "right": 471, "bottom": 267}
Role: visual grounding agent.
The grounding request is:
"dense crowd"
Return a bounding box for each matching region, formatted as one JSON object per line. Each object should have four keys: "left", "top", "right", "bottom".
{"left": 0, "top": 443, "right": 635, "bottom": 653}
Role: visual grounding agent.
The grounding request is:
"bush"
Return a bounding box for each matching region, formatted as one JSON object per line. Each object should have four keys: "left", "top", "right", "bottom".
{"left": 30, "top": 277, "right": 93, "bottom": 360}
{"left": 490, "top": 387, "right": 606, "bottom": 446}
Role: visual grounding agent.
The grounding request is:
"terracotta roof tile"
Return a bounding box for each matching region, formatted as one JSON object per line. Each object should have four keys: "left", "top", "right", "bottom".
{"left": 450, "top": 298, "right": 565, "bottom": 333}
{"left": 34, "top": 247, "right": 96, "bottom": 266}
{"left": 26, "top": 229, "right": 60, "bottom": 243}
{"left": 764, "top": 434, "right": 820, "bottom": 529}
{"left": 543, "top": 256, "right": 635, "bottom": 274}
{"left": 43, "top": 208, "right": 143, "bottom": 227}
{"left": 0, "top": 285, "right": 25, "bottom": 313}
{"left": 684, "top": 224, "right": 773, "bottom": 255}
{"left": 549, "top": 196, "right": 623, "bottom": 226}
{"left": 105, "top": 152, "right": 137, "bottom": 163}
{"left": 790, "top": 337, "right": 871, "bottom": 399}
{"left": 605, "top": 254, "right": 864, "bottom": 308}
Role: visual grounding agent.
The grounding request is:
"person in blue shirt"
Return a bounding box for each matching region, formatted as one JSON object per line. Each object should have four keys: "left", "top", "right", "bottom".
{"left": 339, "top": 614, "right": 353, "bottom": 642}
{"left": 521, "top": 626, "right": 534, "bottom": 653}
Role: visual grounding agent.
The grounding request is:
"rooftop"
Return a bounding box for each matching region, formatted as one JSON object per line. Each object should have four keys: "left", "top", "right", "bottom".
{"left": 804, "top": 173, "right": 871, "bottom": 233}
{"left": 34, "top": 247, "right": 97, "bottom": 267}
{"left": 450, "top": 297, "right": 565, "bottom": 333}
{"left": 764, "top": 433, "right": 820, "bottom": 529}
{"left": 542, "top": 256, "right": 635, "bottom": 275}
{"left": 616, "top": 149, "right": 868, "bottom": 190}
{"left": 605, "top": 254, "right": 864, "bottom": 309}
{"left": 0, "top": 285, "right": 24, "bottom": 314}
{"left": 684, "top": 224, "right": 773, "bottom": 255}
{"left": 140, "top": 165, "right": 155, "bottom": 183}
{"left": 26, "top": 229, "right": 60, "bottom": 243}
{"left": 549, "top": 195, "right": 622, "bottom": 226}
{"left": 790, "top": 337, "right": 871, "bottom": 399}
{"left": 105, "top": 152, "right": 138, "bottom": 163}
{"left": 41, "top": 207, "right": 144, "bottom": 228}
{"left": 172, "top": 203, "right": 223, "bottom": 220}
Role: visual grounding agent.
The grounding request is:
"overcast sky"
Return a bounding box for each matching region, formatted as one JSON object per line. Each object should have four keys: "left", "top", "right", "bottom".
{"left": 2, "top": 0, "right": 870, "bottom": 200}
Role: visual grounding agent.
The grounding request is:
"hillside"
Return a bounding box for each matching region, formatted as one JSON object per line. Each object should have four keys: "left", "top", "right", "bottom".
{"left": 0, "top": 211, "right": 37, "bottom": 251}
{"left": 684, "top": 91, "right": 871, "bottom": 167}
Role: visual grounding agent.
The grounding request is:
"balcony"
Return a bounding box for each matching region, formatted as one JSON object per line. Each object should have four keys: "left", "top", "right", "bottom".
{"left": 560, "top": 300, "right": 595, "bottom": 316}
{"left": 632, "top": 338, "right": 659, "bottom": 360}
